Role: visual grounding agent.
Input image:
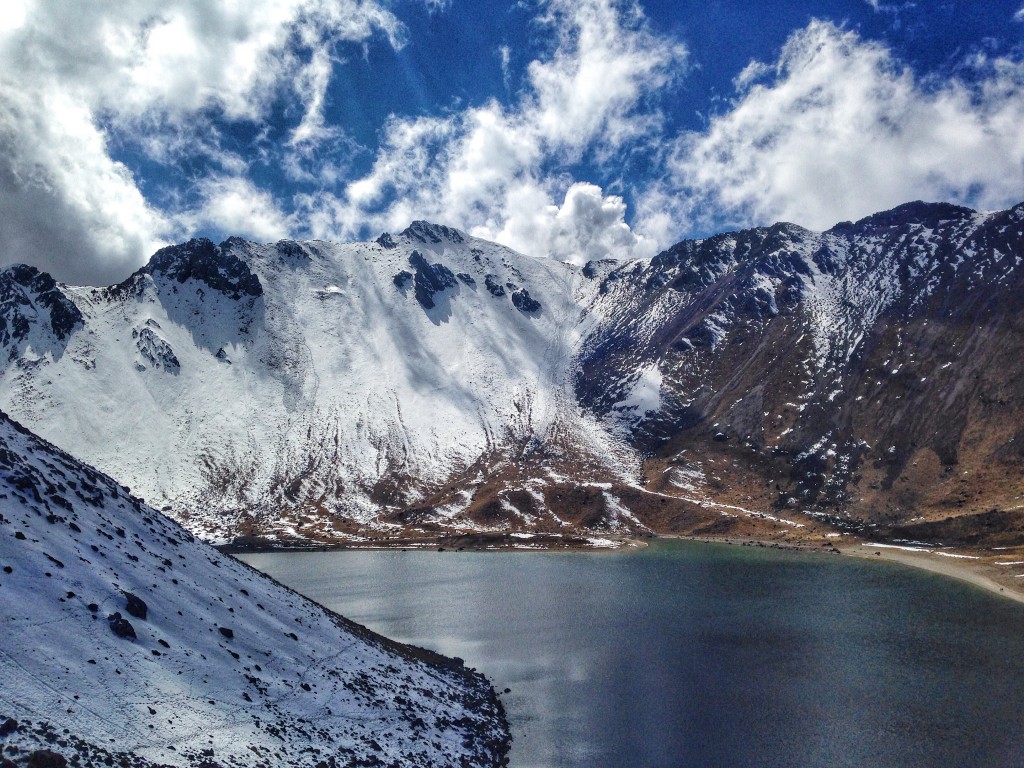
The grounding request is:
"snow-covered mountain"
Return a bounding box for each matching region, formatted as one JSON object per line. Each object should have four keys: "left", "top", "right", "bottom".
{"left": 0, "top": 410, "right": 510, "bottom": 766}
{"left": 2, "top": 204, "right": 1023, "bottom": 547}
{"left": 0, "top": 222, "right": 625, "bottom": 542}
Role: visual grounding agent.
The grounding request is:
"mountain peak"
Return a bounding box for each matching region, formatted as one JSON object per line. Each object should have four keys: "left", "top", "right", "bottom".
{"left": 138, "top": 238, "right": 263, "bottom": 299}
{"left": 0, "top": 263, "right": 83, "bottom": 348}
{"left": 400, "top": 221, "right": 466, "bottom": 244}
{"left": 851, "top": 200, "right": 977, "bottom": 230}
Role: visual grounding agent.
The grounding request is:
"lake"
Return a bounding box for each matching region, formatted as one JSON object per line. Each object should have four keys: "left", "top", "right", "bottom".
{"left": 239, "top": 540, "right": 1024, "bottom": 767}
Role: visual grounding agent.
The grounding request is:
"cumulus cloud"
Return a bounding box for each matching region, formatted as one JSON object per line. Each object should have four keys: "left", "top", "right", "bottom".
{"left": 654, "top": 20, "right": 1024, "bottom": 235}
{"left": 181, "top": 177, "right": 296, "bottom": 244}
{"left": 0, "top": 0, "right": 403, "bottom": 284}
{"left": 8, "top": 2, "right": 1020, "bottom": 285}
{"left": 307, "top": 0, "right": 683, "bottom": 263}
{"left": 0, "top": 86, "right": 169, "bottom": 286}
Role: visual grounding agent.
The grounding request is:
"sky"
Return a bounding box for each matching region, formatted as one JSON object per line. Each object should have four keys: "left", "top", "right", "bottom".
{"left": 1, "top": 0, "right": 1023, "bottom": 285}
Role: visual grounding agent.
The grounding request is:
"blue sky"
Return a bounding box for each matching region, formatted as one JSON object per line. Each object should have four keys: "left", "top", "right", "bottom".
{"left": 1, "top": 0, "right": 1022, "bottom": 284}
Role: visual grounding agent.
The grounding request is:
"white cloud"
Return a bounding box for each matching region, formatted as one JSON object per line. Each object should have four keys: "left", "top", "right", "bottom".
{"left": 499, "top": 45, "right": 512, "bottom": 90}
{"left": 9, "top": 2, "right": 1018, "bottom": 287}
{"left": 0, "top": 84, "right": 169, "bottom": 286}
{"left": 508, "top": 182, "right": 657, "bottom": 264}
{"left": 1016, "top": 4, "right": 1024, "bottom": 21}
{"left": 862, "top": 0, "right": 914, "bottom": 13}
{"left": 657, "top": 20, "right": 1024, "bottom": 235}
{"left": 0, "top": 0, "right": 404, "bottom": 283}
{"left": 181, "top": 177, "right": 296, "bottom": 244}
{"left": 307, "top": 0, "right": 684, "bottom": 263}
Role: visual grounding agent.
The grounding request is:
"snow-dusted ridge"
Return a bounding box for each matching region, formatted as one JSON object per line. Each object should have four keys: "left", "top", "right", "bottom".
{"left": 1, "top": 201, "right": 1023, "bottom": 547}
{"left": 0, "top": 411, "right": 510, "bottom": 766}
{"left": 0, "top": 222, "right": 612, "bottom": 541}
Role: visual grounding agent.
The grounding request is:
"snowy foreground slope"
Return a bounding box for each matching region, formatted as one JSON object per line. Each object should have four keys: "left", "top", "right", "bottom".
{"left": 0, "top": 411, "right": 510, "bottom": 767}
{"left": 2, "top": 204, "right": 1024, "bottom": 547}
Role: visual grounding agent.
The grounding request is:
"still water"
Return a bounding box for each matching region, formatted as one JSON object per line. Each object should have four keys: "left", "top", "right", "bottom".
{"left": 240, "top": 540, "right": 1024, "bottom": 767}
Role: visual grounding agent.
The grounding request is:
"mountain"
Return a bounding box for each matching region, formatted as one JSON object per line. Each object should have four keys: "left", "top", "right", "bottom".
{"left": 0, "top": 204, "right": 1022, "bottom": 548}
{"left": 0, "top": 410, "right": 510, "bottom": 766}
{"left": 579, "top": 201, "right": 1024, "bottom": 544}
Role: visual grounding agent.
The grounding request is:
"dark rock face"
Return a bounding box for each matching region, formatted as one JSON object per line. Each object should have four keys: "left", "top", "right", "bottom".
{"left": 484, "top": 275, "right": 506, "bottom": 297}
{"left": 456, "top": 273, "right": 476, "bottom": 287}
{"left": 107, "top": 612, "right": 136, "bottom": 640}
{"left": 26, "top": 750, "right": 67, "bottom": 768}
{"left": 133, "top": 326, "right": 180, "bottom": 373}
{"left": 392, "top": 270, "right": 413, "bottom": 290}
{"left": 123, "top": 592, "right": 147, "bottom": 620}
{"left": 511, "top": 289, "right": 541, "bottom": 314}
{"left": 0, "top": 264, "right": 83, "bottom": 349}
{"left": 132, "top": 238, "right": 263, "bottom": 299}
{"left": 377, "top": 232, "right": 398, "bottom": 249}
{"left": 401, "top": 221, "right": 465, "bottom": 244}
{"left": 408, "top": 251, "right": 457, "bottom": 310}
{"left": 0, "top": 717, "right": 18, "bottom": 736}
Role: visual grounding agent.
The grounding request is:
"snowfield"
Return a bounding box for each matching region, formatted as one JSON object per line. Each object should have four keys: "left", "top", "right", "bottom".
{"left": 0, "top": 411, "right": 510, "bottom": 767}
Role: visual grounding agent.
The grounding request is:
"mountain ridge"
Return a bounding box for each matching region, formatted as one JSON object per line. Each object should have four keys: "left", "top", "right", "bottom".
{"left": 1, "top": 200, "right": 1022, "bottom": 549}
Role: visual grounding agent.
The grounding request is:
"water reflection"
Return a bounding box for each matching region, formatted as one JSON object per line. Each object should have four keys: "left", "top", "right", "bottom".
{"left": 241, "top": 541, "right": 1024, "bottom": 768}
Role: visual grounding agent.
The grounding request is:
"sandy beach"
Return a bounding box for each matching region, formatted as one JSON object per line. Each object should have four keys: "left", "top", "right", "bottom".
{"left": 838, "top": 542, "right": 1024, "bottom": 606}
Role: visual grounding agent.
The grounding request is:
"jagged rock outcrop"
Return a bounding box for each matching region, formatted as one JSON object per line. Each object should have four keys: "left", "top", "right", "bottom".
{"left": 0, "top": 264, "right": 82, "bottom": 357}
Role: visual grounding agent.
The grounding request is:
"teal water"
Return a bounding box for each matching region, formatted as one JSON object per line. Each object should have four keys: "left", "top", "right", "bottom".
{"left": 240, "top": 541, "right": 1024, "bottom": 767}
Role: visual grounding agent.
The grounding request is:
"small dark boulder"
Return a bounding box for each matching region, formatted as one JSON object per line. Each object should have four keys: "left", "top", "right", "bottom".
{"left": 511, "top": 289, "right": 541, "bottom": 314}
{"left": 218, "top": 627, "right": 234, "bottom": 639}
{"left": 27, "top": 749, "right": 67, "bottom": 768}
{"left": 107, "top": 612, "right": 136, "bottom": 640}
{"left": 0, "top": 717, "right": 18, "bottom": 736}
{"left": 123, "top": 592, "right": 148, "bottom": 620}
{"left": 484, "top": 275, "right": 506, "bottom": 297}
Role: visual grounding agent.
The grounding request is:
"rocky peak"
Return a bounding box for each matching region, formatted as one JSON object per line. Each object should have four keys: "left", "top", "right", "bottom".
{"left": 376, "top": 232, "right": 398, "bottom": 249}
{"left": 0, "top": 264, "right": 83, "bottom": 348}
{"left": 851, "top": 200, "right": 976, "bottom": 231}
{"left": 136, "top": 238, "right": 263, "bottom": 299}
{"left": 401, "top": 221, "right": 466, "bottom": 245}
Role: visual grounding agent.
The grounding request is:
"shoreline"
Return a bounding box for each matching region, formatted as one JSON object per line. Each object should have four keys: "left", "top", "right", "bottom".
{"left": 837, "top": 542, "right": 1024, "bottom": 607}
{"left": 223, "top": 531, "right": 1024, "bottom": 606}
{"left": 678, "top": 534, "right": 1024, "bottom": 606}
